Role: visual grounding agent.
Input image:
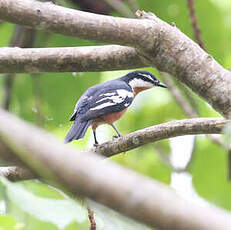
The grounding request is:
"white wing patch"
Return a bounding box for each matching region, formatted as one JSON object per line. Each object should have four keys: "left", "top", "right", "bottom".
{"left": 99, "top": 92, "right": 116, "bottom": 97}
{"left": 117, "top": 89, "right": 133, "bottom": 98}
{"left": 90, "top": 89, "right": 134, "bottom": 111}
{"left": 90, "top": 101, "right": 116, "bottom": 110}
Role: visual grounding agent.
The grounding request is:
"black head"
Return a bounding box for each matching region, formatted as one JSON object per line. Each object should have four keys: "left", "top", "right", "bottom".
{"left": 121, "top": 71, "right": 167, "bottom": 89}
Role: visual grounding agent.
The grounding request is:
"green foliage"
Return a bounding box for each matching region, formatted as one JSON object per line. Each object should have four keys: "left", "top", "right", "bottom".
{"left": 0, "top": 215, "right": 20, "bottom": 230}
{"left": 0, "top": 178, "right": 151, "bottom": 230}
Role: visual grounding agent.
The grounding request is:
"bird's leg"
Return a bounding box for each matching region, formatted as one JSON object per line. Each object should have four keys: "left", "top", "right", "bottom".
{"left": 93, "top": 130, "right": 99, "bottom": 146}
{"left": 111, "top": 124, "right": 126, "bottom": 154}
{"left": 111, "top": 124, "right": 122, "bottom": 139}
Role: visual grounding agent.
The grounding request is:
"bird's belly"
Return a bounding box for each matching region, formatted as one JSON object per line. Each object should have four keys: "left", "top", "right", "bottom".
{"left": 103, "top": 109, "right": 127, "bottom": 124}
{"left": 91, "top": 109, "right": 127, "bottom": 130}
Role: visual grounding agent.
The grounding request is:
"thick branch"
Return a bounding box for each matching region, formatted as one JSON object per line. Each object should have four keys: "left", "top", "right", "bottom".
{"left": 92, "top": 118, "right": 228, "bottom": 157}
{"left": 0, "top": 0, "right": 151, "bottom": 47}
{"left": 0, "top": 109, "right": 231, "bottom": 230}
{"left": 0, "top": 46, "right": 145, "bottom": 73}
{"left": 1, "top": 0, "right": 231, "bottom": 117}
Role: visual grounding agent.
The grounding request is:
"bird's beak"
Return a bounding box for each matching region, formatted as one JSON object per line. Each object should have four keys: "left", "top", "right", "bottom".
{"left": 157, "top": 82, "right": 168, "bottom": 88}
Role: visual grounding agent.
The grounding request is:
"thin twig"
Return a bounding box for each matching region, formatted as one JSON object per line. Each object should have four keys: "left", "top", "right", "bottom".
{"left": 103, "top": 0, "right": 134, "bottom": 18}
{"left": 161, "top": 72, "right": 197, "bottom": 118}
{"left": 186, "top": 0, "right": 206, "bottom": 50}
{"left": 126, "top": 0, "right": 139, "bottom": 12}
{"left": 87, "top": 207, "right": 96, "bottom": 230}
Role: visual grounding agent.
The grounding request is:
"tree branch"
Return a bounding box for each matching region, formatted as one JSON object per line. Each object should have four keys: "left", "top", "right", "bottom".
{"left": 92, "top": 118, "right": 228, "bottom": 157}
{"left": 1, "top": 0, "right": 231, "bottom": 118}
{"left": 0, "top": 166, "right": 35, "bottom": 181}
{"left": 0, "top": 0, "right": 148, "bottom": 46}
{"left": 0, "top": 117, "right": 227, "bottom": 179}
{"left": 0, "top": 46, "right": 146, "bottom": 73}
{"left": 0, "top": 109, "right": 231, "bottom": 230}
{"left": 0, "top": 117, "right": 228, "bottom": 162}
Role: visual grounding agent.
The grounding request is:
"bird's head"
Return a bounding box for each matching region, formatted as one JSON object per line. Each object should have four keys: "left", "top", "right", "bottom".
{"left": 121, "top": 70, "right": 167, "bottom": 95}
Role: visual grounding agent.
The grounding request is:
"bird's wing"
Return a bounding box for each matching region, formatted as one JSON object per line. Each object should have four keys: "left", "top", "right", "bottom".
{"left": 69, "top": 94, "right": 89, "bottom": 121}
{"left": 69, "top": 81, "right": 134, "bottom": 122}
{"left": 81, "top": 86, "right": 134, "bottom": 121}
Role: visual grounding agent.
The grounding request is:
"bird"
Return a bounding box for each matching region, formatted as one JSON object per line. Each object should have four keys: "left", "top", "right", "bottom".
{"left": 64, "top": 70, "right": 167, "bottom": 145}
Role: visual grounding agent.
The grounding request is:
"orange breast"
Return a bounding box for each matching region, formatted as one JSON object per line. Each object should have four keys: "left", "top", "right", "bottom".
{"left": 91, "top": 109, "right": 127, "bottom": 130}
{"left": 103, "top": 109, "right": 127, "bottom": 124}
{"left": 133, "top": 86, "right": 152, "bottom": 96}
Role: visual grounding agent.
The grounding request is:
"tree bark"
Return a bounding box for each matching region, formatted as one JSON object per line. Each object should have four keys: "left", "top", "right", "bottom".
{"left": 92, "top": 118, "right": 227, "bottom": 157}
{"left": 0, "top": 46, "right": 145, "bottom": 73}
{"left": 0, "top": 0, "right": 231, "bottom": 118}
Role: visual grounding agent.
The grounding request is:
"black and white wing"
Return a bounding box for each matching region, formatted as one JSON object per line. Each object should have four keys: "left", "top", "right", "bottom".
{"left": 69, "top": 94, "right": 90, "bottom": 121}
{"left": 82, "top": 88, "right": 134, "bottom": 121}
{"left": 69, "top": 80, "right": 134, "bottom": 122}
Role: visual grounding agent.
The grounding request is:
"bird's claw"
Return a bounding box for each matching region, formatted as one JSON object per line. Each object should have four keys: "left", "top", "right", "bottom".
{"left": 113, "top": 135, "right": 119, "bottom": 140}
{"left": 93, "top": 143, "right": 99, "bottom": 147}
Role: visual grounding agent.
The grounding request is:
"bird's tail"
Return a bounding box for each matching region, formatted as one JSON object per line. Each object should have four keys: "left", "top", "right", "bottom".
{"left": 64, "top": 119, "right": 92, "bottom": 143}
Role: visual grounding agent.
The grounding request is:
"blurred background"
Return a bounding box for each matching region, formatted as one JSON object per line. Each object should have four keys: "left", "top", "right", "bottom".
{"left": 0, "top": 0, "right": 231, "bottom": 229}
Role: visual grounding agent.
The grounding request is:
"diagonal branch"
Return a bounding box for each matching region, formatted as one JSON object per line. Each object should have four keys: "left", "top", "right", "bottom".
{"left": 92, "top": 118, "right": 228, "bottom": 157}
{"left": 1, "top": 0, "right": 231, "bottom": 118}
{"left": 0, "top": 117, "right": 228, "bottom": 164}
{"left": 0, "top": 109, "right": 231, "bottom": 230}
{"left": 0, "top": 46, "right": 146, "bottom": 73}
{"left": 0, "top": 118, "right": 227, "bottom": 181}
{"left": 160, "top": 72, "right": 198, "bottom": 118}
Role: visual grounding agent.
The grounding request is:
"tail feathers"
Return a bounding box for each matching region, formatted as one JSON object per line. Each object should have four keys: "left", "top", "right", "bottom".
{"left": 64, "top": 119, "right": 92, "bottom": 143}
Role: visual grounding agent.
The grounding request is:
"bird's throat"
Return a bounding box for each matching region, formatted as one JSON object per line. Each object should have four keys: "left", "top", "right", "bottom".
{"left": 133, "top": 86, "right": 152, "bottom": 97}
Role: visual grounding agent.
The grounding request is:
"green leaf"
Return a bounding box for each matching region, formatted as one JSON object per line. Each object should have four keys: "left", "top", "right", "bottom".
{"left": 0, "top": 178, "right": 88, "bottom": 229}
{"left": 0, "top": 215, "right": 21, "bottom": 230}
{"left": 19, "top": 180, "right": 65, "bottom": 200}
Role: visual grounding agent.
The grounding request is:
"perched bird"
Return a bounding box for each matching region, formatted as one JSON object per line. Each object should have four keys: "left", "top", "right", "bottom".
{"left": 64, "top": 70, "right": 167, "bottom": 145}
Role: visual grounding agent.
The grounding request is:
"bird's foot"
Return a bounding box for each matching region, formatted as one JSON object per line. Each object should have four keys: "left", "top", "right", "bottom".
{"left": 113, "top": 135, "right": 119, "bottom": 140}
{"left": 113, "top": 133, "right": 122, "bottom": 139}
{"left": 93, "top": 143, "right": 99, "bottom": 147}
{"left": 113, "top": 135, "right": 123, "bottom": 140}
